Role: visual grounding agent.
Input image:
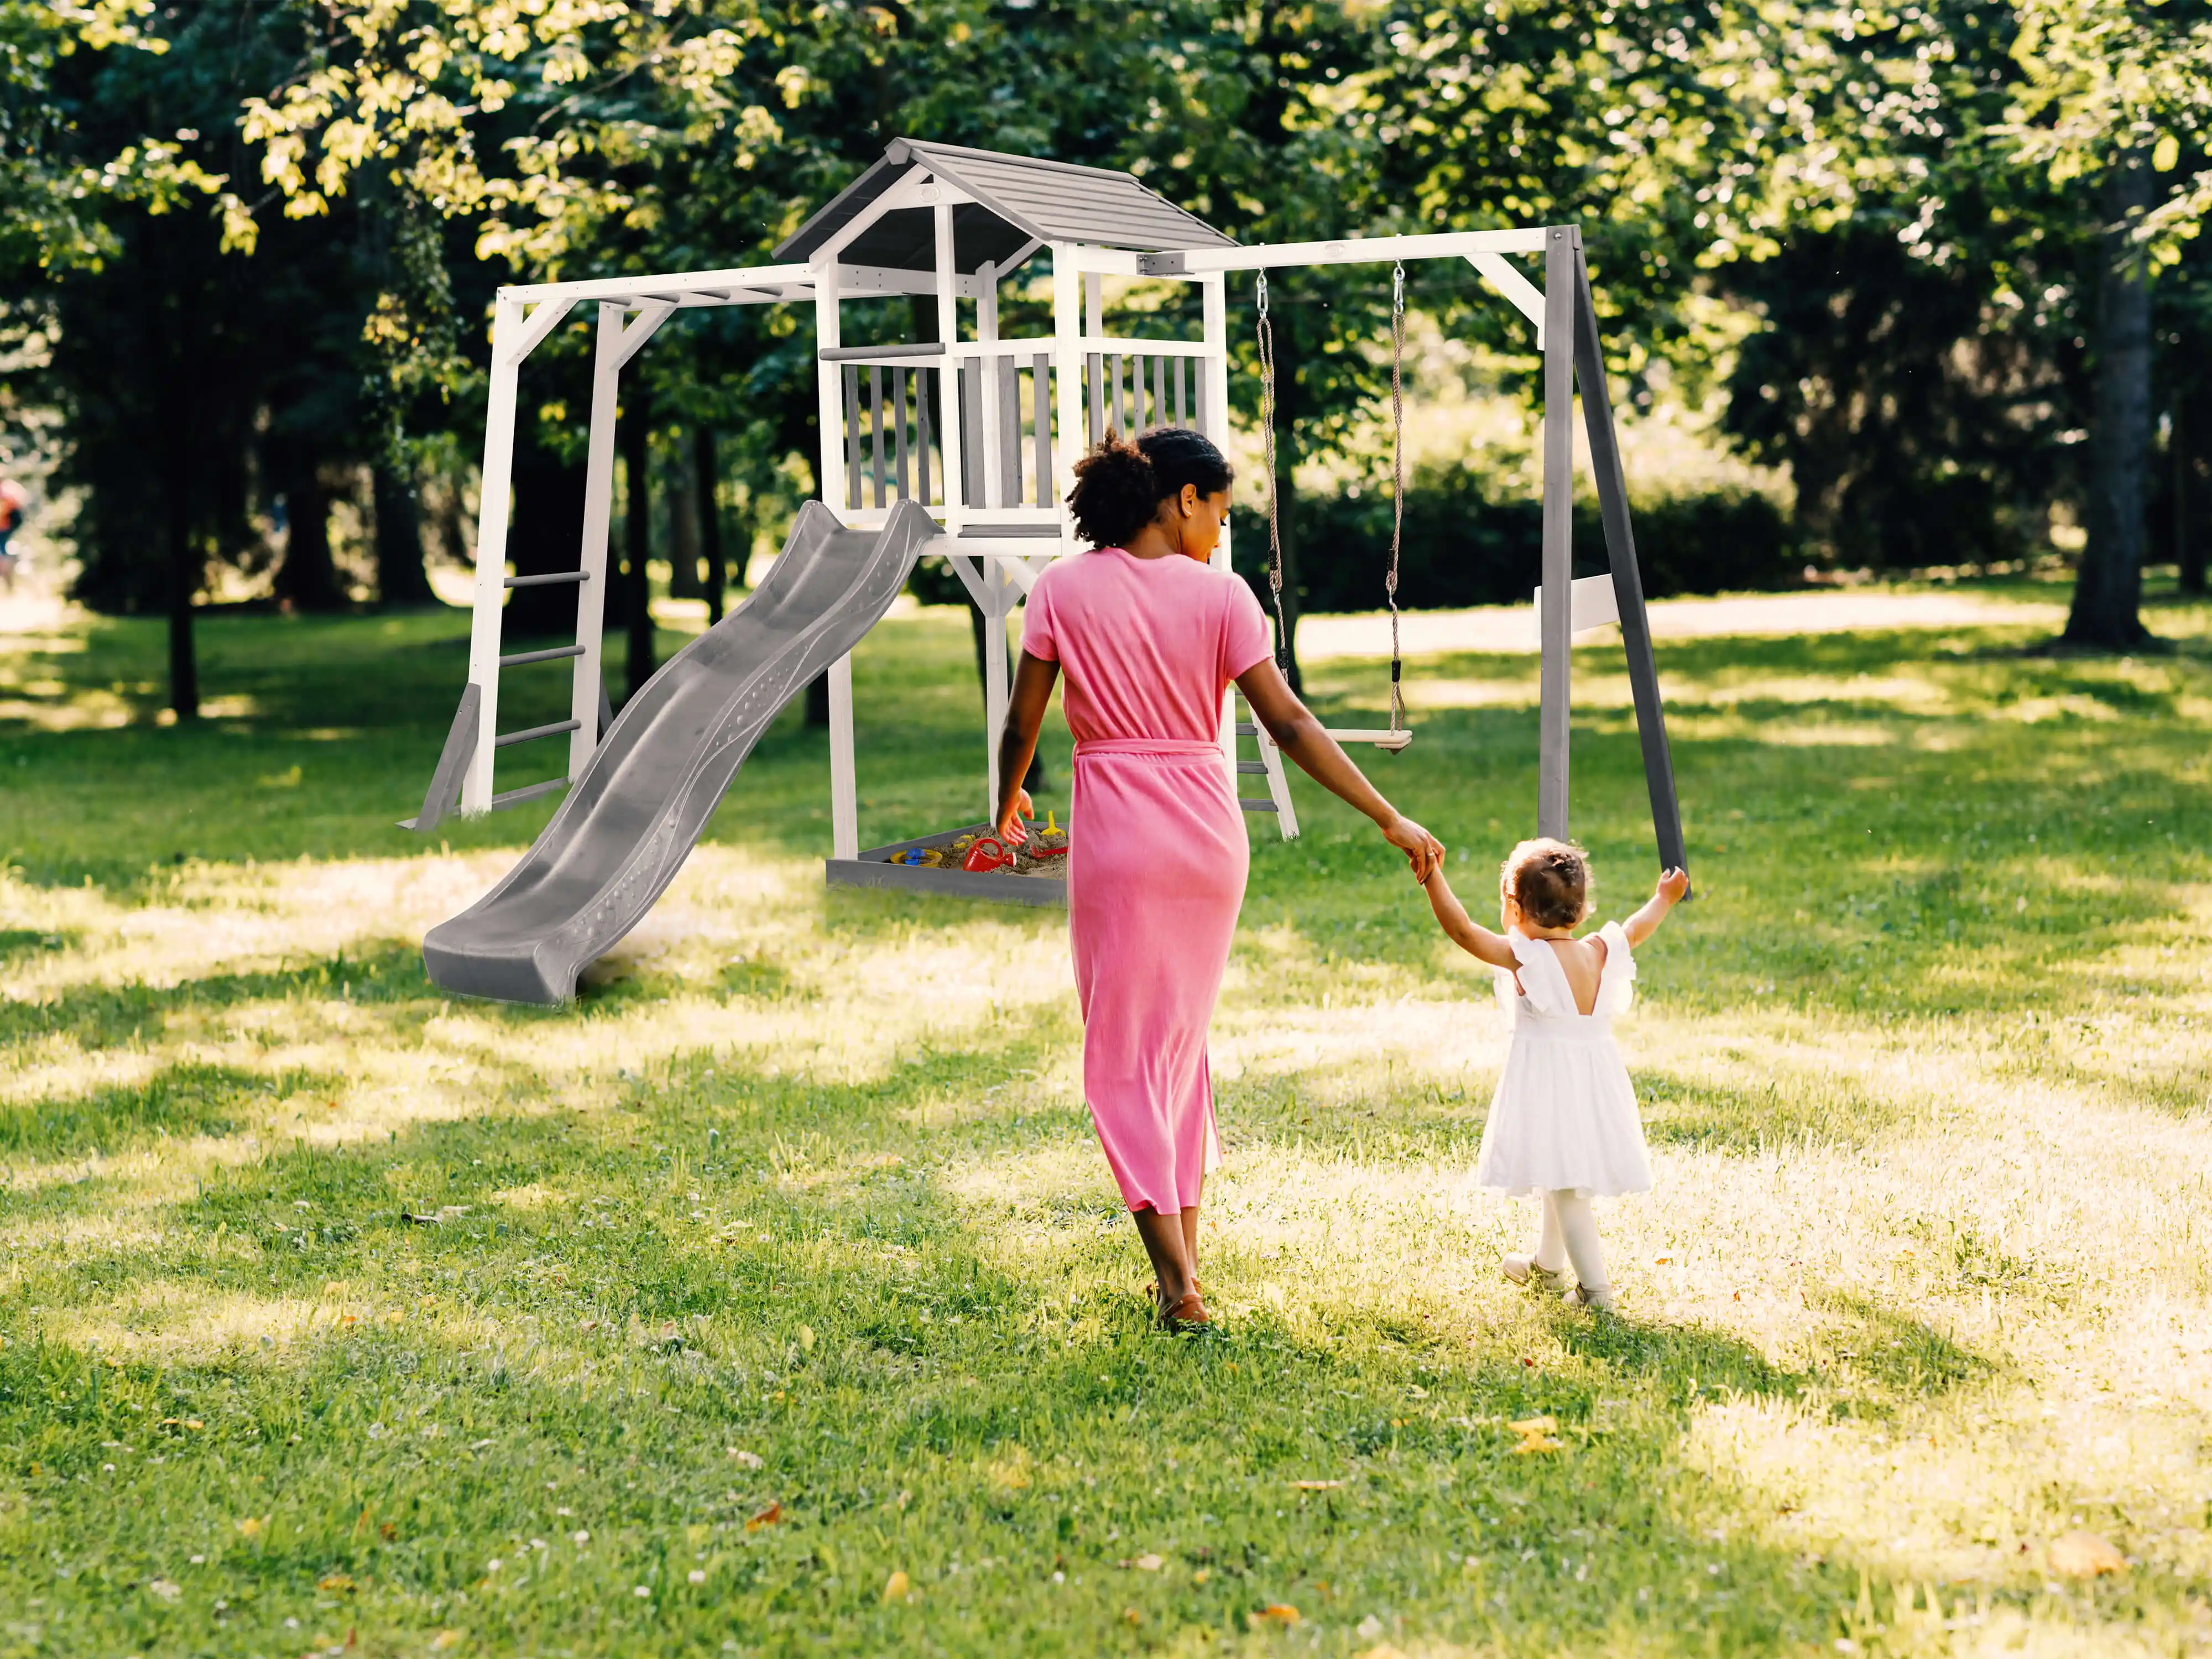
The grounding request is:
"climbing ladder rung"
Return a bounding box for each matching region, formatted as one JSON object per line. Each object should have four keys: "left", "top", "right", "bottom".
{"left": 494, "top": 718, "right": 582, "bottom": 749}
{"left": 505, "top": 571, "right": 589, "bottom": 588}
{"left": 490, "top": 778, "right": 568, "bottom": 810}
{"left": 499, "top": 645, "right": 586, "bottom": 667}
{"left": 1239, "top": 798, "right": 1280, "bottom": 813}
{"left": 1235, "top": 722, "right": 1259, "bottom": 737}
{"left": 1235, "top": 760, "right": 1268, "bottom": 774}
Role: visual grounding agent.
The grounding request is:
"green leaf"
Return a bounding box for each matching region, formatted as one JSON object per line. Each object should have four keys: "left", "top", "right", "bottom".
{"left": 2153, "top": 133, "right": 2180, "bottom": 173}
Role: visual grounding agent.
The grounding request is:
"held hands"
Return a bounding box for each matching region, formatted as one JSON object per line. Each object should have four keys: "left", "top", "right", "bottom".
{"left": 1381, "top": 813, "right": 1445, "bottom": 883}
{"left": 997, "top": 789, "right": 1035, "bottom": 847}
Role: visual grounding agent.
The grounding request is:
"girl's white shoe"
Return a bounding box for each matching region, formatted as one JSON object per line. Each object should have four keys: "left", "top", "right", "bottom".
{"left": 1502, "top": 1253, "right": 1572, "bottom": 1291}
{"left": 1563, "top": 1281, "right": 1618, "bottom": 1313}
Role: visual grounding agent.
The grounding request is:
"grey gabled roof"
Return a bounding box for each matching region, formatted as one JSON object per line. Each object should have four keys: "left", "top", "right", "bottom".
{"left": 774, "top": 138, "right": 1234, "bottom": 274}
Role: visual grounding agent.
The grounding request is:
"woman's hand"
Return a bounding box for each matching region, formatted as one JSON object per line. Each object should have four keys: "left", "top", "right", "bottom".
{"left": 1381, "top": 813, "right": 1444, "bottom": 882}
{"left": 997, "top": 788, "right": 1035, "bottom": 846}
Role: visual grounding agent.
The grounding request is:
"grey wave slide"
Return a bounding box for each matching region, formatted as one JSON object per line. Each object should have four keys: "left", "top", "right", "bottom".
{"left": 423, "top": 498, "right": 938, "bottom": 1006}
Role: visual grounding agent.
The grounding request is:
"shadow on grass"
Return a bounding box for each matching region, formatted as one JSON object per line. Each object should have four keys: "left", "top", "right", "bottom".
{"left": 0, "top": 1061, "right": 338, "bottom": 1161}
{"left": 1809, "top": 1293, "right": 2004, "bottom": 1415}
{"left": 0, "top": 927, "right": 78, "bottom": 962}
{"left": 0, "top": 940, "right": 434, "bottom": 1051}
{"left": 0, "top": 1028, "right": 2137, "bottom": 1657}
{"left": 1638, "top": 1067, "right": 1907, "bottom": 1156}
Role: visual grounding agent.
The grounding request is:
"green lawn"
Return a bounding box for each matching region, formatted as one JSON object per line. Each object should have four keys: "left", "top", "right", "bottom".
{"left": 2, "top": 581, "right": 2210, "bottom": 1657}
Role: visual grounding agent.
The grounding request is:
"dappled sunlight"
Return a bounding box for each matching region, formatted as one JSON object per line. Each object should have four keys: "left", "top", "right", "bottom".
{"left": 5, "top": 593, "right": 2211, "bottom": 1654}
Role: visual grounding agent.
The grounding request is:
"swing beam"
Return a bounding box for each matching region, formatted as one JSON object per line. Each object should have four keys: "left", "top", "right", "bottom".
{"left": 1150, "top": 226, "right": 1689, "bottom": 883}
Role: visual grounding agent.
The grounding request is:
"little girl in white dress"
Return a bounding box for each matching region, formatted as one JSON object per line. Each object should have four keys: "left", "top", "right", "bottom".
{"left": 1421, "top": 838, "right": 1688, "bottom": 1311}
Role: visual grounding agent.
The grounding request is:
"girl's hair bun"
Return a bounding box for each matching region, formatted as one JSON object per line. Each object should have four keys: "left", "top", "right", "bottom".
{"left": 1066, "top": 426, "right": 1234, "bottom": 549}
{"left": 1500, "top": 837, "right": 1592, "bottom": 930}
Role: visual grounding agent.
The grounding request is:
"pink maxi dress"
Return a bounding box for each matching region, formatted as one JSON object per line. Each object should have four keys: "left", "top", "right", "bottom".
{"left": 1020, "top": 548, "right": 1274, "bottom": 1214}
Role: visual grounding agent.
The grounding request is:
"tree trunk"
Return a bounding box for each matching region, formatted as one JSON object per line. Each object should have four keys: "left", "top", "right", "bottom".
{"left": 507, "top": 429, "right": 591, "bottom": 637}
{"left": 667, "top": 427, "right": 703, "bottom": 598}
{"left": 1269, "top": 310, "right": 1307, "bottom": 692}
{"left": 165, "top": 444, "right": 199, "bottom": 720}
{"left": 373, "top": 462, "right": 437, "bottom": 606}
{"left": 696, "top": 424, "right": 726, "bottom": 624}
{"left": 623, "top": 382, "right": 655, "bottom": 699}
{"left": 2179, "top": 392, "right": 2207, "bottom": 597}
{"left": 2063, "top": 155, "right": 2157, "bottom": 649}
{"left": 274, "top": 466, "right": 345, "bottom": 611}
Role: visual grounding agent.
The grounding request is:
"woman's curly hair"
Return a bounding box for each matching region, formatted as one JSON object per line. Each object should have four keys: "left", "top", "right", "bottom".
{"left": 1065, "top": 426, "right": 1234, "bottom": 549}
{"left": 1500, "top": 837, "right": 1592, "bottom": 930}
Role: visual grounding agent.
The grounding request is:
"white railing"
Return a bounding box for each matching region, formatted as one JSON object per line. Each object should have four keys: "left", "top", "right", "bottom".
{"left": 825, "top": 335, "right": 1214, "bottom": 526}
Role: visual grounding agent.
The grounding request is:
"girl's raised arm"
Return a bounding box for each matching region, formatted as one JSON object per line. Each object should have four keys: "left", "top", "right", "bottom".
{"left": 1623, "top": 867, "right": 1691, "bottom": 947}
{"left": 1422, "top": 866, "right": 1518, "bottom": 969}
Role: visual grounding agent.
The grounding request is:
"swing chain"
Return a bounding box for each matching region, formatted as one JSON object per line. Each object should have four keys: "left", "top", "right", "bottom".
{"left": 1387, "top": 260, "right": 1406, "bottom": 733}
{"left": 1257, "top": 270, "right": 1290, "bottom": 674}
{"left": 1258, "top": 273, "right": 1288, "bottom": 672}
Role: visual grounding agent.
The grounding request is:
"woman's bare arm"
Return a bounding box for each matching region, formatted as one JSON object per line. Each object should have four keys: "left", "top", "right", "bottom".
{"left": 1421, "top": 866, "right": 1519, "bottom": 968}
{"left": 993, "top": 649, "right": 1061, "bottom": 842}
{"left": 1234, "top": 657, "right": 1442, "bottom": 880}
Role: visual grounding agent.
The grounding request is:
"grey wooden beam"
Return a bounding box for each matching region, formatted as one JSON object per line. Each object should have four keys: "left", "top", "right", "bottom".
{"left": 1569, "top": 235, "right": 1690, "bottom": 891}
{"left": 1538, "top": 228, "right": 1576, "bottom": 840}
{"left": 401, "top": 684, "right": 480, "bottom": 833}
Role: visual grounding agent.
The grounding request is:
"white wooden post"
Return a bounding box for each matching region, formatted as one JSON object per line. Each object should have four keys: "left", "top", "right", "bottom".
{"left": 813, "top": 261, "right": 845, "bottom": 515}
{"left": 463, "top": 296, "right": 526, "bottom": 813}
{"left": 813, "top": 258, "right": 859, "bottom": 859}
{"left": 829, "top": 653, "right": 858, "bottom": 859}
{"left": 568, "top": 301, "right": 624, "bottom": 777}
{"left": 933, "top": 201, "right": 965, "bottom": 530}
{"left": 1052, "top": 245, "right": 1084, "bottom": 552}
{"left": 977, "top": 260, "right": 1001, "bottom": 509}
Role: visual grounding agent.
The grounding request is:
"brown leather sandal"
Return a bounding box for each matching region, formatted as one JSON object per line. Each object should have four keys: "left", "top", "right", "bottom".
{"left": 1158, "top": 1289, "right": 1212, "bottom": 1331}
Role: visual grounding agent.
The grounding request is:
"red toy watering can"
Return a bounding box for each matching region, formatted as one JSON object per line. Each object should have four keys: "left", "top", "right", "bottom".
{"left": 961, "top": 836, "right": 1013, "bottom": 873}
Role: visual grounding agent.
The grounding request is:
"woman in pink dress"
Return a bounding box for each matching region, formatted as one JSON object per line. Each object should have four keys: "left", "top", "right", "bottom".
{"left": 994, "top": 429, "right": 1443, "bottom": 1329}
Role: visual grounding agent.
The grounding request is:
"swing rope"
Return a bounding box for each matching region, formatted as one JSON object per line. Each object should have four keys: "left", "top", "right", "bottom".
{"left": 1387, "top": 260, "right": 1406, "bottom": 736}
{"left": 1256, "top": 269, "right": 1290, "bottom": 676}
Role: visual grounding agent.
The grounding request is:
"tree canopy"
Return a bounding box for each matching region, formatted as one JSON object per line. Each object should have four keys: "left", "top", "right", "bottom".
{"left": 5, "top": 0, "right": 2209, "bottom": 713}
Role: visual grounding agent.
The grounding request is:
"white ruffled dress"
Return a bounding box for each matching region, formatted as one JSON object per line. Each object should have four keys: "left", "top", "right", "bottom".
{"left": 1473, "top": 922, "right": 1654, "bottom": 1198}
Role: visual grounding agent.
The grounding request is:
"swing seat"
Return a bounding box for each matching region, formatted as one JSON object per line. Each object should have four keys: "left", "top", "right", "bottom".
{"left": 1322, "top": 727, "right": 1414, "bottom": 753}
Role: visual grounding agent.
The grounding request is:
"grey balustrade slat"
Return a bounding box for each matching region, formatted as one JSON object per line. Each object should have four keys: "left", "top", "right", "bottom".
{"left": 1153, "top": 356, "right": 1166, "bottom": 430}
{"left": 842, "top": 364, "right": 862, "bottom": 510}
{"left": 1194, "top": 360, "right": 1209, "bottom": 439}
{"left": 1033, "top": 353, "right": 1052, "bottom": 504}
{"left": 1173, "top": 356, "right": 1187, "bottom": 427}
{"left": 1111, "top": 354, "right": 1126, "bottom": 436}
{"left": 1086, "top": 353, "right": 1104, "bottom": 447}
{"left": 895, "top": 368, "right": 912, "bottom": 499}
{"left": 961, "top": 362, "right": 984, "bottom": 509}
{"left": 999, "top": 355, "right": 1021, "bottom": 506}
{"left": 869, "top": 366, "right": 886, "bottom": 509}
{"left": 918, "top": 366, "right": 933, "bottom": 503}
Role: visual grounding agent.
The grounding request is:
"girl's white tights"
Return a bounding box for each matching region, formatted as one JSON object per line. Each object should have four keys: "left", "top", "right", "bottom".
{"left": 1532, "top": 1190, "right": 1611, "bottom": 1296}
